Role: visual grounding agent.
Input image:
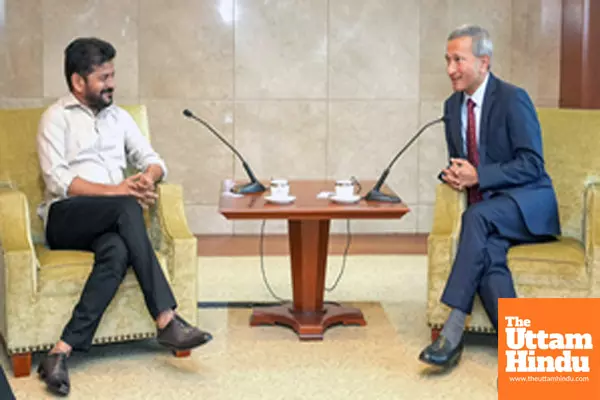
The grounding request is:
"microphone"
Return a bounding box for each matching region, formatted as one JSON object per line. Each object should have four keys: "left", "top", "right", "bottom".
{"left": 182, "top": 109, "right": 266, "bottom": 194}
{"left": 364, "top": 115, "right": 448, "bottom": 203}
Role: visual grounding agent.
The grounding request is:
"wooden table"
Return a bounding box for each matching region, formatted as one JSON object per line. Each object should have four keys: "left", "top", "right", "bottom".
{"left": 219, "top": 180, "right": 409, "bottom": 340}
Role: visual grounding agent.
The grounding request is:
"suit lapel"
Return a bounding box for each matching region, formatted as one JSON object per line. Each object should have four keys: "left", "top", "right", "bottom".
{"left": 479, "top": 73, "right": 497, "bottom": 164}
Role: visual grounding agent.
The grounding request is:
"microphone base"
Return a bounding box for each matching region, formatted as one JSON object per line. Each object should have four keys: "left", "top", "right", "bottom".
{"left": 233, "top": 181, "right": 267, "bottom": 195}
{"left": 364, "top": 190, "right": 402, "bottom": 203}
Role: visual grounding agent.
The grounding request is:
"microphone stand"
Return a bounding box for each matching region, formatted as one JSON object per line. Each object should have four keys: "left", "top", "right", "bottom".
{"left": 365, "top": 116, "right": 446, "bottom": 203}
{"left": 182, "top": 109, "right": 266, "bottom": 194}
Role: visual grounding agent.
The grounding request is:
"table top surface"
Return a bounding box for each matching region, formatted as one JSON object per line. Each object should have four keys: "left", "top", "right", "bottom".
{"left": 219, "top": 180, "right": 410, "bottom": 220}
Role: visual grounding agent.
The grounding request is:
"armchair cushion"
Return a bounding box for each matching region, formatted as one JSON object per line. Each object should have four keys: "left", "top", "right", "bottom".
{"left": 508, "top": 237, "right": 587, "bottom": 290}
{"left": 35, "top": 245, "right": 170, "bottom": 297}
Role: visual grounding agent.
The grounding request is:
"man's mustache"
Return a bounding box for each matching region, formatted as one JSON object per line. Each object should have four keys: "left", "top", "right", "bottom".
{"left": 101, "top": 88, "right": 114, "bottom": 95}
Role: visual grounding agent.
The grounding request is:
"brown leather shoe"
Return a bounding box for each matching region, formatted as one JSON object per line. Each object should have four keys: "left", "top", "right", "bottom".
{"left": 37, "top": 352, "right": 70, "bottom": 396}
{"left": 157, "top": 315, "right": 213, "bottom": 351}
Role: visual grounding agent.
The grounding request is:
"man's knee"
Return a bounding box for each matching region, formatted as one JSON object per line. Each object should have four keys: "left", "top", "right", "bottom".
{"left": 112, "top": 196, "right": 145, "bottom": 228}
{"left": 115, "top": 196, "right": 143, "bottom": 216}
{"left": 95, "top": 234, "right": 129, "bottom": 273}
{"left": 461, "top": 203, "right": 489, "bottom": 228}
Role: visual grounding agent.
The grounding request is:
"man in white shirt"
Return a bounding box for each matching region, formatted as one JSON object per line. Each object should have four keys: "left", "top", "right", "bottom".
{"left": 36, "top": 37, "right": 212, "bottom": 396}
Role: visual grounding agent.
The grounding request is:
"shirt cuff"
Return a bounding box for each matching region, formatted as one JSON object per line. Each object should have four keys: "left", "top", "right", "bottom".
{"left": 54, "top": 170, "right": 77, "bottom": 197}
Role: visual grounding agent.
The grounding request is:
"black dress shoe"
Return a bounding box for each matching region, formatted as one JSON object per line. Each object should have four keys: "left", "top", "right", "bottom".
{"left": 157, "top": 315, "right": 213, "bottom": 351}
{"left": 418, "top": 335, "right": 464, "bottom": 368}
{"left": 37, "top": 352, "right": 70, "bottom": 396}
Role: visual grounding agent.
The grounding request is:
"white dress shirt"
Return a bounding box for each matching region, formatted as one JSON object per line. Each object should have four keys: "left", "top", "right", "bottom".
{"left": 460, "top": 72, "right": 490, "bottom": 155}
{"left": 37, "top": 94, "right": 167, "bottom": 225}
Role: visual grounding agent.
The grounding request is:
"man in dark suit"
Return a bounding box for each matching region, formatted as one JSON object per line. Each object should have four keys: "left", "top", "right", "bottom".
{"left": 418, "top": 25, "right": 560, "bottom": 369}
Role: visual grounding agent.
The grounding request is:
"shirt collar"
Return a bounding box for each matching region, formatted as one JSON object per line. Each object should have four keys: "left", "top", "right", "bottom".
{"left": 464, "top": 72, "right": 490, "bottom": 108}
{"left": 59, "top": 93, "right": 117, "bottom": 118}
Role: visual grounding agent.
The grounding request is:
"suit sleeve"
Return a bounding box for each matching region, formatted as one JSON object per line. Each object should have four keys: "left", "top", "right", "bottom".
{"left": 444, "top": 100, "right": 461, "bottom": 158}
{"left": 477, "top": 88, "right": 545, "bottom": 191}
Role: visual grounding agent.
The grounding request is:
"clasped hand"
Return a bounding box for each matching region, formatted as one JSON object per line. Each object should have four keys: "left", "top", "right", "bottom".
{"left": 116, "top": 172, "right": 158, "bottom": 208}
{"left": 441, "top": 158, "right": 479, "bottom": 191}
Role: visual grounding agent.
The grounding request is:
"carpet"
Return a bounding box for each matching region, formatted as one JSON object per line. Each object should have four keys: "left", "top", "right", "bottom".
{"left": 3, "top": 255, "right": 499, "bottom": 399}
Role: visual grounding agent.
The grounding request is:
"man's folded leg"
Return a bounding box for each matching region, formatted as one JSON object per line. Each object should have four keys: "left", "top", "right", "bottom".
{"left": 38, "top": 232, "right": 130, "bottom": 396}
{"left": 106, "top": 196, "right": 213, "bottom": 350}
{"left": 476, "top": 237, "right": 518, "bottom": 332}
{"left": 419, "top": 201, "right": 493, "bottom": 368}
{"left": 39, "top": 196, "right": 213, "bottom": 395}
{"left": 48, "top": 196, "right": 213, "bottom": 351}
{"left": 419, "top": 196, "right": 535, "bottom": 370}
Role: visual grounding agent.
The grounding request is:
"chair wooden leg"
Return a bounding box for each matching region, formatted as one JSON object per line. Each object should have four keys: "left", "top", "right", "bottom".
{"left": 11, "top": 353, "right": 32, "bottom": 377}
{"left": 431, "top": 328, "right": 441, "bottom": 342}
{"left": 173, "top": 350, "right": 191, "bottom": 358}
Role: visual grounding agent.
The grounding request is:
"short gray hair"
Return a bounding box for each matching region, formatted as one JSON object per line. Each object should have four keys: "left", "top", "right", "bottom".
{"left": 448, "top": 24, "right": 493, "bottom": 62}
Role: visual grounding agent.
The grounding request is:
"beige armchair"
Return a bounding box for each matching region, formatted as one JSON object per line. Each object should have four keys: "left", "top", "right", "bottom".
{"left": 0, "top": 106, "right": 197, "bottom": 377}
{"left": 427, "top": 108, "right": 600, "bottom": 339}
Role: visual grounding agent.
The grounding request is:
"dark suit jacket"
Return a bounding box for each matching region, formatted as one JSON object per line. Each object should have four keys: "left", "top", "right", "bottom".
{"left": 442, "top": 73, "right": 560, "bottom": 237}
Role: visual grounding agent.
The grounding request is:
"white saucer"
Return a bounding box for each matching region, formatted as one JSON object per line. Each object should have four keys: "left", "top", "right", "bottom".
{"left": 265, "top": 195, "right": 296, "bottom": 204}
{"left": 330, "top": 194, "right": 361, "bottom": 204}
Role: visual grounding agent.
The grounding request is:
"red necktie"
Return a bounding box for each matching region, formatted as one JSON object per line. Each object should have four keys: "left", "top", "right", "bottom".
{"left": 466, "top": 98, "right": 482, "bottom": 204}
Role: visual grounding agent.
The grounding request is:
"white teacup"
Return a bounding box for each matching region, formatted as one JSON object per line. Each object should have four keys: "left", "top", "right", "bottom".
{"left": 270, "top": 179, "right": 290, "bottom": 198}
{"left": 335, "top": 179, "right": 356, "bottom": 199}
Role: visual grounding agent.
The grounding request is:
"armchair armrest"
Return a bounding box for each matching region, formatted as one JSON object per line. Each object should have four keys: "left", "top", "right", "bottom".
{"left": 156, "top": 184, "right": 195, "bottom": 243}
{"left": 584, "top": 182, "right": 600, "bottom": 296}
{"left": 155, "top": 183, "right": 197, "bottom": 323}
{"left": 0, "top": 188, "right": 38, "bottom": 342}
{"left": 429, "top": 183, "right": 466, "bottom": 237}
{"left": 0, "top": 188, "right": 35, "bottom": 253}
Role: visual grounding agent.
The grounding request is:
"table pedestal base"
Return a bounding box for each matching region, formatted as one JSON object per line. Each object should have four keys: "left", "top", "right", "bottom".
{"left": 250, "top": 303, "right": 366, "bottom": 340}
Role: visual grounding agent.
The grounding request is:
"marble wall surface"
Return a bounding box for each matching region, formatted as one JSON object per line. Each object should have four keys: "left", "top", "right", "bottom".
{"left": 0, "top": 0, "right": 562, "bottom": 234}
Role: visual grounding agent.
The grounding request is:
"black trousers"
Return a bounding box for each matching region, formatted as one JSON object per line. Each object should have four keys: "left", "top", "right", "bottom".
{"left": 46, "top": 196, "right": 177, "bottom": 351}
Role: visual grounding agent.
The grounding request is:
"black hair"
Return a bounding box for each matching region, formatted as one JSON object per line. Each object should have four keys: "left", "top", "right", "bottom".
{"left": 64, "top": 37, "right": 116, "bottom": 91}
